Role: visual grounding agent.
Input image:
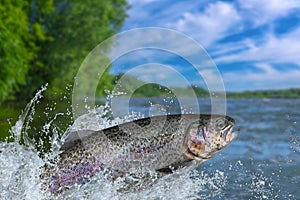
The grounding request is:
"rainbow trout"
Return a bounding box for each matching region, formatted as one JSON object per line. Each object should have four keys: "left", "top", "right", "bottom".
{"left": 42, "top": 114, "right": 239, "bottom": 193}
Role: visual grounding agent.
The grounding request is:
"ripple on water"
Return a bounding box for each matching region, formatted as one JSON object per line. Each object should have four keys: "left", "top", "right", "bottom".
{"left": 1, "top": 93, "right": 299, "bottom": 199}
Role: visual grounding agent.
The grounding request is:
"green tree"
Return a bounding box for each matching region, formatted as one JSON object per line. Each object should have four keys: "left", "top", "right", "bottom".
{"left": 0, "top": 1, "right": 32, "bottom": 102}
{"left": 0, "top": 0, "right": 128, "bottom": 103}
{"left": 18, "top": 0, "right": 129, "bottom": 100}
{"left": 0, "top": 0, "right": 55, "bottom": 103}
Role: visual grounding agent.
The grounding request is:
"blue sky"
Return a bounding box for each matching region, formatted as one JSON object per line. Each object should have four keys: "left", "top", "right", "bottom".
{"left": 111, "top": 0, "right": 300, "bottom": 91}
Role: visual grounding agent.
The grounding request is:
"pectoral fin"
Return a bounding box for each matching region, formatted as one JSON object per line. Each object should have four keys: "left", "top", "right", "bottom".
{"left": 155, "top": 159, "right": 194, "bottom": 174}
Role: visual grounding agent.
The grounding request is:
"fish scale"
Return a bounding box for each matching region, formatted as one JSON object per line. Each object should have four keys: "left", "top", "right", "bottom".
{"left": 41, "top": 114, "right": 238, "bottom": 194}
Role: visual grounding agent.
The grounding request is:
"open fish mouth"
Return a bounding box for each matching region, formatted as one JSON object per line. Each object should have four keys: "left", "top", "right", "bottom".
{"left": 183, "top": 115, "right": 239, "bottom": 161}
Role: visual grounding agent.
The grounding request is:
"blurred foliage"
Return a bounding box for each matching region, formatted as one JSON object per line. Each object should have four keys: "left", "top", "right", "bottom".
{"left": 113, "top": 74, "right": 210, "bottom": 97}
{"left": 113, "top": 74, "right": 300, "bottom": 98}
{"left": 0, "top": 0, "right": 129, "bottom": 103}
{"left": 0, "top": 0, "right": 35, "bottom": 102}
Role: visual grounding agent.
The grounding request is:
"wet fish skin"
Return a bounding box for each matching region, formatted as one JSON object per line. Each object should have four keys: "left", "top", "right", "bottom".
{"left": 42, "top": 114, "right": 238, "bottom": 193}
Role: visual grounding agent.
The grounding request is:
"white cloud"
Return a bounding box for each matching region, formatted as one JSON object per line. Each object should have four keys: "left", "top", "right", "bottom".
{"left": 110, "top": 27, "right": 219, "bottom": 72}
{"left": 255, "top": 63, "right": 277, "bottom": 74}
{"left": 238, "top": 0, "right": 300, "bottom": 26}
{"left": 120, "top": 0, "right": 300, "bottom": 91}
{"left": 198, "top": 69, "right": 225, "bottom": 92}
{"left": 168, "top": 1, "right": 241, "bottom": 47}
{"left": 125, "top": 0, "right": 159, "bottom": 27}
{"left": 215, "top": 27, "right": 300, "bottom": 65}
{"left": 125, "top": 0, "right": 209, "bottom": 29}
{"left": 223, "top": 63, "right": 300, "bottom": 91}
{"left": 128, "top": 0, "right": 157, "bottom": 3}
{"left": 121, "top": 63, "right": 191, "bottom": 87}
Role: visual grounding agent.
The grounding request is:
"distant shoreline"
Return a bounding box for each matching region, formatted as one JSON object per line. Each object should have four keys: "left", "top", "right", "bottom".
{"left": 129, "top": 84, "right": 300, "bottom": 99}
{"left": 226, "top": 88, "right": 300, "bottom": 98}
{"left": 114, "top": 75, "right": 300, "bottom": 99}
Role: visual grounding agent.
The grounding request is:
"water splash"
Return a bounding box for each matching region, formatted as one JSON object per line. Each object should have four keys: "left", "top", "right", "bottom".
{"left": 9, "top": 84, "right": 48, "bottom": 147}
{"left": 2, "top": 88, "right": 292, "bottom": 199}
{"left": 0, "top": 142, "right": 44, "bottom": 199}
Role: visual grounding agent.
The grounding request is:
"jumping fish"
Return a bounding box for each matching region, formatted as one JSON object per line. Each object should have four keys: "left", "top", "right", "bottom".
{"left": 41, "top": 114, "right": 239, "bottom": 194}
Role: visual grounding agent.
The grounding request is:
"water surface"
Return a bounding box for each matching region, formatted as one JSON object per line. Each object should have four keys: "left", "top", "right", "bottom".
{"left": 0, "top": 97, "right": 299, "bottom": 199}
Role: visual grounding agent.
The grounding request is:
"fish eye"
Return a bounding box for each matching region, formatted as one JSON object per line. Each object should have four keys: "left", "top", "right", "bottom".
{"left": 215, "top": 118, "right": 227, "bottom": 130}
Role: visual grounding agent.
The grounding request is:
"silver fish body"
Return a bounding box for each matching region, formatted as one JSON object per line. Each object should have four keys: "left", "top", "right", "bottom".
{"left": 42, "top": 114, "right": 238, "bottom": 193}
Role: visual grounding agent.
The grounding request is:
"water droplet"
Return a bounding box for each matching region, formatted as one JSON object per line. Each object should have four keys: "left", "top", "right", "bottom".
{"left": 237, "top": 160, "right": 243, "bottom": 166}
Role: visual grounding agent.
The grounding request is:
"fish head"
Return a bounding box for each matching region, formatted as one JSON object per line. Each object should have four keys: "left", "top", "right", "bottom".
{"left": 183, "top": 115, "right": 239, "bottom": 161}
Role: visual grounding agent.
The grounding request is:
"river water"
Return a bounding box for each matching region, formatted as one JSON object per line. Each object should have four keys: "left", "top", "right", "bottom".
{"left": 0, "top": 94, "right": 299, "bottom": 199}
